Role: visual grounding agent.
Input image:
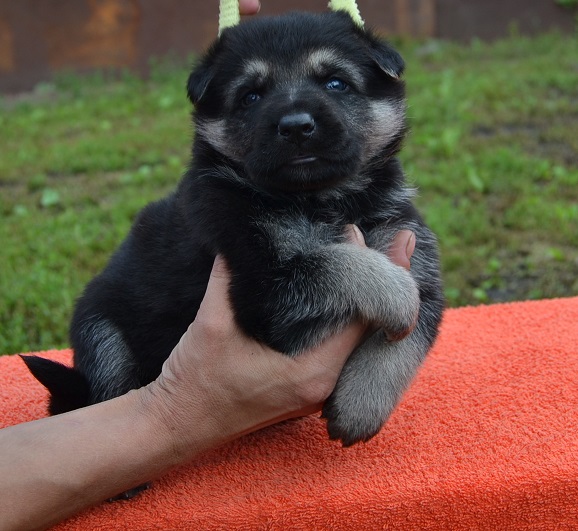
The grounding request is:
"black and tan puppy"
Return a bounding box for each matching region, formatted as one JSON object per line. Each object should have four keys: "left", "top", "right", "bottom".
{"left": 24, "top": 11, "right": 444, "bottom": 447}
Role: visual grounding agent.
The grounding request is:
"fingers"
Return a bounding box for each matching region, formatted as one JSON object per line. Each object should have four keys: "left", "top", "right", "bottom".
{"left": 239, "top": 0, "right": 261, "bottom": 16}
{"left": 209, "top": 254, "right": 229, "bottom": 280}
{"left": 344, "top": 224, "right": 366, "bottom": 246}
{"left": 387, "top": 230, "right": 415, "bottom": 271}
{"left": 300, "top": 321, "right": 366, "bottom": 372}
{"left": 346, "top": 224, "right": 415, "bottom": 270}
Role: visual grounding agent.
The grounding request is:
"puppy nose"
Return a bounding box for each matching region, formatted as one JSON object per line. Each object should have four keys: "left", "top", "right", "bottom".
{"left": 278, "top": 113, "right": 315, "bottom": 143}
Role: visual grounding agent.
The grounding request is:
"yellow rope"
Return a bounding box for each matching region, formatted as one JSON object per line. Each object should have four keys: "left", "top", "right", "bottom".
{"left": 328, "top": 0, "right": 364, "bottom": 26}
{"left": 218, "top": 0, "right": 240, "bottom": 36}
{"left": 217, "top": 0, "right": 364, "bottom": 36}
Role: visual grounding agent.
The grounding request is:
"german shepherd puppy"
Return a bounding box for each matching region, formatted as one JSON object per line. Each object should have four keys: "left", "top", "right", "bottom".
{"left": 24, "top": 11, "right": 444, "bottom": 447}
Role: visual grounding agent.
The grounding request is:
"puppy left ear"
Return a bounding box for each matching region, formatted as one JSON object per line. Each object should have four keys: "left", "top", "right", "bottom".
{"left": 369, "top": 41, "right": 405, "bottom": 80}
{"left": 187, "top": 60, "right": 214, "bottom": 104}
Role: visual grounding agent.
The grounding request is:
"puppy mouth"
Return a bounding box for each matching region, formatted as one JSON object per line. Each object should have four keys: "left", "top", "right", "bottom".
{"left": 275, "top": 178, "right": 340, "bottom": 193}
{"left": 289, "top": 155, "right": 318, "bottom": 165}
{"left": 246, "top": 145, "right": 359, "bottom": 193}
{"left": 273, "top": 157, "right": 349, "bottom": 192}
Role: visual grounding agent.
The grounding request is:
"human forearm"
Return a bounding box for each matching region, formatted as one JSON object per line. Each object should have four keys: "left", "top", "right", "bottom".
{"left": 0, "top": 316, "right": 365, "bottom": 531}
{"left": 0, "top": 389, "right": 187, "bottom": 530}
{"left": 0, "top": 229, "right": 413, "bottom": 530}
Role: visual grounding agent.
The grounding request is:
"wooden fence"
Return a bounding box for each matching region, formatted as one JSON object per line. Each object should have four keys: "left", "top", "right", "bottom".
{"left": 0, "top": 0, "right": 575, "bottom": 92}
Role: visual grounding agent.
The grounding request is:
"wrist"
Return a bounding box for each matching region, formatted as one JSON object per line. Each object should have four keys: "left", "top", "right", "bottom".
{"left": 136, "top": 378, "right": 226, "bottom": 466}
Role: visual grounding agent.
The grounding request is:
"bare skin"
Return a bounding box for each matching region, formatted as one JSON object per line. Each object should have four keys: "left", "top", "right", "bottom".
{"left": 239, "top": 0, "right": 261, "bottom": 16}
{"left": 0, "top": 228, "right": 414, "bottom": 530}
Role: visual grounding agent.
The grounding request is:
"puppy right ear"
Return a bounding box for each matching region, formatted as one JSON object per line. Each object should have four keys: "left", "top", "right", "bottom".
{"left": 187, "top": 61, "right": 214, "bottom": 104}
{"left": 369, "top": 41, "right": 405, "bottom": 80}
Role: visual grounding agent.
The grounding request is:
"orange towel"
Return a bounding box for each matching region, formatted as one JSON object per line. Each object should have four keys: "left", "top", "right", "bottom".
{"left": 2, "top": 297, "right": 578, "bottom": 529}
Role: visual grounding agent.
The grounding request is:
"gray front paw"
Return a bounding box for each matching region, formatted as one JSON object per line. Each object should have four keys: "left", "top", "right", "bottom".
{"left": 352, "top": 248, "right": 421, "bottom": 341}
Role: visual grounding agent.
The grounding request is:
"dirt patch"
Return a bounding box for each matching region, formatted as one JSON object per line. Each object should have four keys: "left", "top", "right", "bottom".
{"left": 472, "top": 119, "right": 578, "bottom": 167}
{"left": 473, "top": 242, "right": 578, "bottom": 303}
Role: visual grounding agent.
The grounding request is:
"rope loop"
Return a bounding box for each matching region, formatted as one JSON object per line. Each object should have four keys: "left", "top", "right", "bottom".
{"left": 218, "top": 0, "right": 364, "bottom": 35}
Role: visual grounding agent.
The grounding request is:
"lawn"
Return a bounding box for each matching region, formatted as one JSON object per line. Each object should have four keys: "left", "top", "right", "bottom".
{"left": 1, "top": 32, "right": 577, "bottom": 355}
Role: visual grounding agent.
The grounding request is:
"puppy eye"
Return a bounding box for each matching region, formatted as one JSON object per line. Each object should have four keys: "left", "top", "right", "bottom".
{"left": 241, "top": 92, "right": 262, "bottom": 107}
{"left": 325, "top": 78, "right": 348, "bottom": 91}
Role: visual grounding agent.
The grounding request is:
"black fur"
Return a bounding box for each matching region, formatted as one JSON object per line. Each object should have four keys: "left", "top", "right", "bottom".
{"left": 21, "top": 355, "right": 90, "bottom": 415}
{"left": 24, "top": 11, "right": 444, "bottom": 447}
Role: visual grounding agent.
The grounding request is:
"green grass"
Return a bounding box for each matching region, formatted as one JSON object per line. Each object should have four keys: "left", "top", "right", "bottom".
{"left": 1, "top": 33, "right": 578, "bottom": 355}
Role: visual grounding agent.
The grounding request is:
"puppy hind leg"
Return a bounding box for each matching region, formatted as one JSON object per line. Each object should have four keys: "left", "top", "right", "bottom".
{"left": 73, "top": 318, "right": 141, "bottom": 404}
{"left": 74, "top": 318, "right": 151, "bottom": 500}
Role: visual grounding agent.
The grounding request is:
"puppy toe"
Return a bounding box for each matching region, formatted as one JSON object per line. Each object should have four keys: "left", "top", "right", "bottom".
{"left": 373, "top": 273, "right": 420, "bottom": 342}
{"left": 385, "top": 312, "right": 418, "bottom": 342}
{"left": 322, "top": 393, "right": 385, "bottom": 447}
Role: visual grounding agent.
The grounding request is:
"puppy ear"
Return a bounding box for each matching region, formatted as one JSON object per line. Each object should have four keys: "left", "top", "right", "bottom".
{"left": 187, "top": 61, "right": 214, "bottom": 104}
{"left": 369, "top": 41, "right": 405, "bottom": 80}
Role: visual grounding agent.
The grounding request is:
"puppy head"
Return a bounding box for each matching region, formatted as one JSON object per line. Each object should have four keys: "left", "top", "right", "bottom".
{"left": 188, "top": 11, "right": 406, "bottom": 194}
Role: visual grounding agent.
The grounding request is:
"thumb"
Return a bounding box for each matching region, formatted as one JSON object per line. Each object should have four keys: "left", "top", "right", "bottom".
{"left": 196, "top": 255, "right": 234, "bottom": 321}
{"left": 298, "top": 321, "right": 367, "bottom": 381}
{"left": 210, "top": 254, "right": 230, "bottom": 280}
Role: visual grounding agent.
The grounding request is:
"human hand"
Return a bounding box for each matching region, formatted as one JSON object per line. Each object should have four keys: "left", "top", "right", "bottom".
{"left": 143, "top": 228, "right": 415, "bottom": 461}
{"left": 239, "top": 0, "right": 261, "bottom": 16}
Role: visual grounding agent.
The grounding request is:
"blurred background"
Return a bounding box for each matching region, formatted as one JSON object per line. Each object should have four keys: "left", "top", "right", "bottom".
{"left": 1, "top": 0, "right": 577, "bottom": 354}
{"left": 0, "top": 0, "right": 576, "bottom": 92}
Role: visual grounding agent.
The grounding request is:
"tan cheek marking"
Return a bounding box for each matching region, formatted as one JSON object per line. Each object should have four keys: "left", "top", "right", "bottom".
{"left": 363, "top": 100, "right": 406, "bottom": 159}
{"left": 196, "top": 118, "right": 243, "bottom": 162}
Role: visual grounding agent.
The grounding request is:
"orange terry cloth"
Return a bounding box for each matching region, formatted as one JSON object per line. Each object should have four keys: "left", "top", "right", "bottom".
{"left": 2, "top": 297, "right": 578, "bottom": 530}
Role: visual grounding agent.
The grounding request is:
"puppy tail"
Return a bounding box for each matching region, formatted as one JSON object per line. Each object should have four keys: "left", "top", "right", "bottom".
{"left": 20, "top": 355, "right": 91, "bottom": 415}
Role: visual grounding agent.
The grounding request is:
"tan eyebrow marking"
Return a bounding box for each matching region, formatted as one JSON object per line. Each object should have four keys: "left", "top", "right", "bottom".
{"left": 243, "top": 58, "right": 271, "bottom": 78}
{"left": 304, "top": 48, "right": 364, "bottom": 85}
{"left": 226, "top": 58, "right": 272, "bottom": 107}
